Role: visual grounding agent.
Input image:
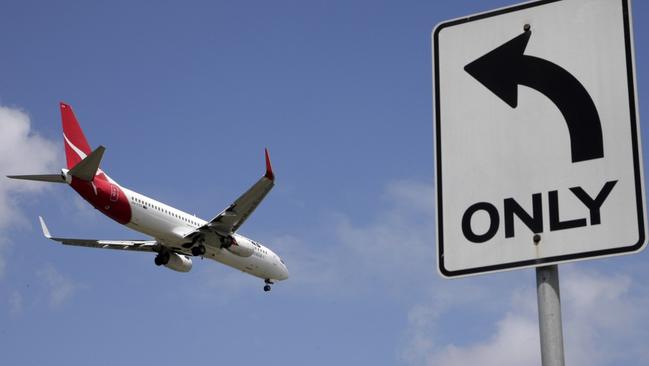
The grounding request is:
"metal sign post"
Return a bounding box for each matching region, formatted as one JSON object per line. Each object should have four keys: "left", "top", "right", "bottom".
{"left": 536, "top": 265, "right": 565, "bottom": 366}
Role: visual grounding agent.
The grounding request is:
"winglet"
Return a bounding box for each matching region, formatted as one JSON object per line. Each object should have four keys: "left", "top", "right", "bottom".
{"left": 38, "top": 216, "right": 52, "bottom": 239}
{"left": 264, "top": 148, "right": 274, "bottom": 181}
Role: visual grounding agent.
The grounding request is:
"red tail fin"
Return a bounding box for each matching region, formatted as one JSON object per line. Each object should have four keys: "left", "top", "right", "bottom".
{"left": 60, "top": 102, "right": 92, "bottom": 169}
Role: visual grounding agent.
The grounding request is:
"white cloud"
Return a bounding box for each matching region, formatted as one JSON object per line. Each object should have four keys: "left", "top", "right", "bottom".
{"left": 404, "top": 266, "right": 649, "bottom": 366}
{"left": 267, "top": 179, "right": 436, "bottom": 297}
{"left": 0, "top": 105, "right": 59, "bottom": 210}
{"left": 337, "top": 180, "right": 435, "bottom": 283}
{"left": 36, "top": 265, "right": 82, "bottom": 308}
{"left": 430, "top": 313, "right": 540, "bottom": 366}
{"left": 0, "top": 105, "right": 59, "bottom": 278}
{"left": 561, "top": 268, "right": 649, "bottom": 365}
{"left": 269, "top": 233, "right": 341, "bottom": 290}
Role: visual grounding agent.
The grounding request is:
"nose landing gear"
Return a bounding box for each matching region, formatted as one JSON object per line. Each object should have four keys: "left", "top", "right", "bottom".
{"left": 264, "top": 279, "right": 274, "bottom": 292}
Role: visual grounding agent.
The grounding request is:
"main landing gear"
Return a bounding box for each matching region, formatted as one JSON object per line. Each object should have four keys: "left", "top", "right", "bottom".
{"left": 154, "top": 251, "right": 170, "bottom": 266}
{"left": 220, "top": 235, "right": 234, "bottom": 249}
{"left": 183, "top": 236, "right": 206, "bottom": 257}
{"left": 264, "top": 279, "right": 274, "bottom": 292}
{"left": 191, "top": 244, "right": 206, "bottom": 256}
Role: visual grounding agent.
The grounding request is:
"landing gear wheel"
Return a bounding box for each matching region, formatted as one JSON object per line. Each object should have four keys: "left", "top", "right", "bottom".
{"left": 263, "top": 279, "right": 274, "bottom": 292}
{"left": 191, "top": 245, "right": 206, "bottom": 256}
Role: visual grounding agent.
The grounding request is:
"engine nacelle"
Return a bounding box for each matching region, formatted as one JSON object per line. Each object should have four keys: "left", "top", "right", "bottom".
{"left": 164, "top": 253, "right": 193, "bottom": 272}
{"left": 225, "top": 236, "right": 255, "bottom": 257}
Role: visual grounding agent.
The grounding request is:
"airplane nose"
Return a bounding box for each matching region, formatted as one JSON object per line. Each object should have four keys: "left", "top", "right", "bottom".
{"left": 278, "top": 262, "right": 289, "bottom": 281}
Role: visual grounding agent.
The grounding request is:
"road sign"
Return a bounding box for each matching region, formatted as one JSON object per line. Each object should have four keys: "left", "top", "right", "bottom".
{"left": 433, "top": 0, "right": 646, "bottom": 277}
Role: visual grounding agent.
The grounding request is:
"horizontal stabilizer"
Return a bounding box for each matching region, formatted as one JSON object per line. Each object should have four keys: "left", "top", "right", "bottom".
{"left": 6, "top": 174, "right": 66, "bottom": 183}
{"left": 69, "top": 145, "right": 105, "bottom": 181}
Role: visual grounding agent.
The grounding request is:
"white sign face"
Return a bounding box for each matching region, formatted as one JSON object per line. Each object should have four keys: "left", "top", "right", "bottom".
{"left": 433, "top": 0, "right": 646, "bottom": 277}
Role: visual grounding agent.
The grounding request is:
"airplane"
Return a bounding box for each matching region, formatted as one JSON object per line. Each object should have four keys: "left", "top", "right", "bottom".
{"left": 8, "top": 102, "right": 288, "bottom": 292}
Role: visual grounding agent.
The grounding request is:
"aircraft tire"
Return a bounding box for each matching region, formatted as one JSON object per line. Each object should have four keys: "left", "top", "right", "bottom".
{"left": 192, "top": 245, "right": 206, "bottom": 256}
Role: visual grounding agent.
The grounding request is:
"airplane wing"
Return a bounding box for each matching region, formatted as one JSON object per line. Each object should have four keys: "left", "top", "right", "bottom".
{"left": 188, "top": 149, "right": 275, "bottom": 239}
{"left": 39, "top": 216, "right": 159, "bottom": 252}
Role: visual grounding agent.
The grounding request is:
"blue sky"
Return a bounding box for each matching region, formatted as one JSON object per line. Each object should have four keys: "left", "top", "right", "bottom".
{"left": 0, "top": 1, "right": 647, "bottom": 365}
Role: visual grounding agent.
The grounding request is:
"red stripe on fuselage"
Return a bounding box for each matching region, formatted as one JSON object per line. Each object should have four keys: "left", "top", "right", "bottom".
{"left": 70, "top": 175, "right": 132, "bottom": 225}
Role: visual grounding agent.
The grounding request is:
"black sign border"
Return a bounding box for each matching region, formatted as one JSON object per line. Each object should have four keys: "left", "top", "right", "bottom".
{"left": 434, "top": 0, "right": 645, "bottom": 277}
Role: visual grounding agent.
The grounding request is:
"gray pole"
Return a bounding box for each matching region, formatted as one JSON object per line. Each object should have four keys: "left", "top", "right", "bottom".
{"left": 536, "top": 265, "right": 565, "bottom": 366}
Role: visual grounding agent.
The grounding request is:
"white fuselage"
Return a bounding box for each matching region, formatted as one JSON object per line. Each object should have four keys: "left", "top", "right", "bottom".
{"left": 121, "top": 187, "right": 288, "bottom": 282}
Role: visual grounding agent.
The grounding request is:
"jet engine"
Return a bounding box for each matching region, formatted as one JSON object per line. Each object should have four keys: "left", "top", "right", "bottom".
{"left": 166, "top": 253, "right": 192, "bottom": 272}
{"left": 155, "top": 251, "right": 193, "bottom": 272}
{"left": 223, "top": 236, "right": 255, "bottom": 257}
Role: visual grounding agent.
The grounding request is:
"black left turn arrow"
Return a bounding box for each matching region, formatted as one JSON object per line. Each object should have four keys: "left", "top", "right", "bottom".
{"left": 464, "top": 30, "right": 603, "bottom": 163}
